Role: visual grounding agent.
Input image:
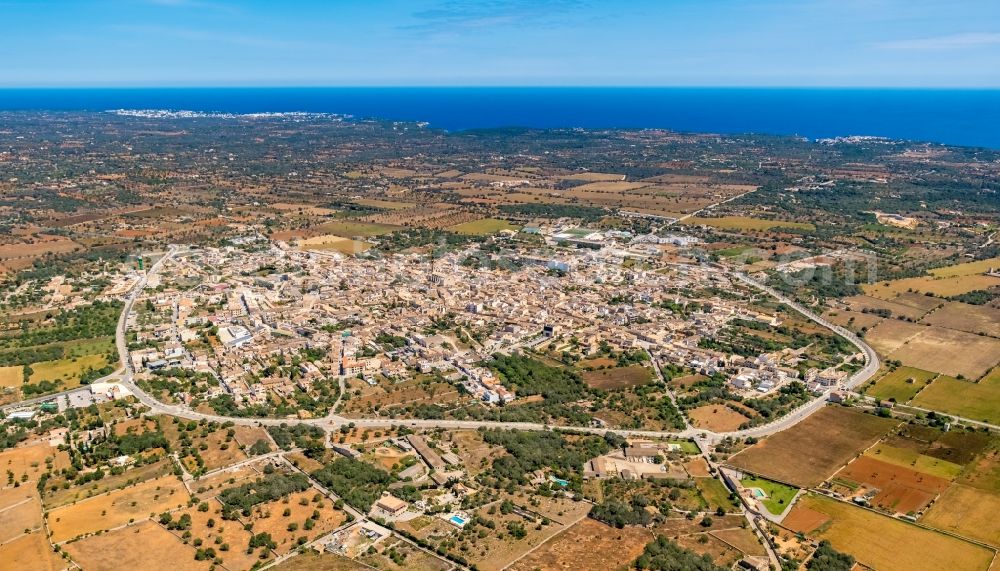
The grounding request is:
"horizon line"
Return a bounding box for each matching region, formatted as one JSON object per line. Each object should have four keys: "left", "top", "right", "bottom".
{"left": 2, "top": 85, "right": 1000, "bottom": 90}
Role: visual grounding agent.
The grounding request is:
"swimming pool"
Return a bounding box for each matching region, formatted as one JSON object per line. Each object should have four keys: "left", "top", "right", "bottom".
{"left": 550, "top": 477, "right": 569, "bottom": 487}
{"left": 449, "top": 515, "right": 467, "bottom": 526}
{"left": 751, "top": 488, "right": 767, "bottom": 499}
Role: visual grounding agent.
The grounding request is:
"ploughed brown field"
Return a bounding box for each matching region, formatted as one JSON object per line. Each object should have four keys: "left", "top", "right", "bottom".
{"left": 727, "top": 407, "right": 898, "bottom": 487}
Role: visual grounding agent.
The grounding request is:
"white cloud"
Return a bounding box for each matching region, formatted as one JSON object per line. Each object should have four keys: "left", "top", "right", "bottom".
{"left": 878, "top": 32, "right": 1000, "bottom": 50}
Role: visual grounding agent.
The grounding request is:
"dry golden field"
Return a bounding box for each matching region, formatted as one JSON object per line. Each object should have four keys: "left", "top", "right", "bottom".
{"left": 863, "top": 319, "right": 932, "bottom": 355}
{"left": 921, "top": 484, "right": 1000, "bottom": 547}
{"left": 887, "top": 326, "right": 1000, "bottom": 379}
{"left": 921, "top": 301, "right": 1000, "bottom": 337}
{"left": 47, "top": 475, "right": 190, "bottom": 543}
{"left": 63, "top": 520, "right": 209, "bottom": 571}
{"left": 864, "top": 274, "right": 1000, "bottom": 299}
{"left": 239, "top": 489, "right": 348, "bottom": 556}
{"left": 507, "top": 518, "right": 652, "bottom": 571}
{"left": 0, "top": 532, "right": 66, "bottom": 571}
{"left": 687, "top": 404, "right": 751, "bottom": 432}
{"left": 783, "top": 494, "right": 993, "bottom": 571}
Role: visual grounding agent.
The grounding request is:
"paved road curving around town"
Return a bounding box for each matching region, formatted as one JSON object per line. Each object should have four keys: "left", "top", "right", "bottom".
{"left": 95, "top": 247, "right": 882, "bottom": 443}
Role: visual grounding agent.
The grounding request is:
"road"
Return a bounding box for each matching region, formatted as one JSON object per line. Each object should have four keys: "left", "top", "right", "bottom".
{"left": 7, "top": 242, "right": 881, "bottom": 446}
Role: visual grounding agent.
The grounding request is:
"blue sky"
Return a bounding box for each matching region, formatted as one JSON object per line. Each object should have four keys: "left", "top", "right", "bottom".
{"left": 1, "top": 0, "right": 999, "bottom": 87}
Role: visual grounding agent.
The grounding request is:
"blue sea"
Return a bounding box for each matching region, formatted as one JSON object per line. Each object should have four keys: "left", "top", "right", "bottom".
{"left": 1, "top": 87, "right": 998, "bottom": 149}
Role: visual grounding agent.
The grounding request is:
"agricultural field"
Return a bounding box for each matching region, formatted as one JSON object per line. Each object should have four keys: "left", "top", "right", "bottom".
{"left": 921, "top": 484, "right": 1000, "bottom": 546}
{"left": 241, "top": 489, "right": 349, "bottom": 556}
{"left": 42, "top": 458, "right": 173, "bottom": 510}
{"left": 62, "top": 520, "right": 209, "bottom": 571}
{"left": 650, "top": 514, "right": 757, "bottom": 568}
{"left": 727, "top": 406, "right": 898, "bottom": 487}
{"left": 928, "top": 256, "right": 1000, "bottom": 278}
{"left": 339, "top": 376, "right": 468, "bottom": 418}
{"left": 0, "top": 365, "right": 22, "bottom": 388}
{"left": 28, "top": 353, "right": 109, "bottom": 385}
{"left": 823, "top": 309, "right": 884, "bottom": 333}
{"left": 862, "top": 319, "right": 928, "bottom": 355}
{"left": 453, "top": 498, "right": 591, "bottom": 571}
{"left": 681, "top": 215, "right": 814, "bottom": 231}
{"left": 887, "top": 326, "right": 1000, "bottom": 379}
{"left": 297, "top": 234, "right": 372, "bottom": 255}
{"left": 507, "top": 518, "right": 652, "bottom": 571}
{"left": 560, "top": 172, "right": 626, "bottom": 182}
{"left": 160, "top": 417, "right": 249, "bottom": 473}
{"left": 0, "top": 532, "right": 67, "bottom": 571}
{"left": 357, "top": 536, "right": 450, "bottom": 571}
{"left": 447, "top": 430, "right": 505, "bottom": 477}
{"left": 447, "top": 218, "right": 518, "bottom": 235}
{"left": 870, "top": 424, "right": 989, "bottom": 477}
{"left": 169, "top": 497, "right": 258, "bottom": 571}
{"left": 47, "top": 474, "right": 190, "bottom": 543}
{"left": 843, "top": 294, "right": 935, "bottom": 321}
{"left": 352, "top": 198, "right": 416, "bottom": 210}
{"left": 920, "top": 301, "right": 1000, "bottom": 337}
{"left": 833, "top": 455, "right": 949, "bottom": 514}
{"left": 687, "top": 404, "right": 751, "bottom": 432}
{"left": 0, "top": 486, "right": 44, "bottom": 543}
{"left": 864, "top": 274, "right": 1000, "bottom": 299}
{"left": 696, "top": 476, "right": 740, "bottom": 512}
{"left": 864, "top": 442, "right": 964, "bottom": 480}
{"left": 273, "top": 550, "right": 370, "bottom": 571}
{"left": 911, "top": 374, "right": 1000, "bottom": 424}
{"left": 866, "top": 366, "right": 938, "bottom": 403}
{"left": 580, "top": 364, "right": 653, "bottom": 390}
{"left": 315, "top": 221, "right": 399, "bottom": 237}
{"left": 0, "top": 441, "right": 68, "bottom": 484}
{"left": 782, "top": 494, "right": 994, "bottom": 571}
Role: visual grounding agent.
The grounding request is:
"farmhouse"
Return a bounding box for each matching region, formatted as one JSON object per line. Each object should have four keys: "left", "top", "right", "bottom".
{"left": 624, "top": 447, "right": 662, "bottom": 462}
{"left": 374, "top": 493, "right": 408, "bottom": 517}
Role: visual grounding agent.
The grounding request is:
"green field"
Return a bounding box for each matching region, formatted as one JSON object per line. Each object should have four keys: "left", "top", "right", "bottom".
{"left": 741, "top": 475, "right": 798, "bottom": 515}
{"left": 448, "top": 218, "right": 518, "bottom": 235}
{"left": 696, "top": 477, "right": 738, "bottom": 512}
{"left": 29, "top": 354, "right": 109, "bottom": 384}
{"left": 865, "top": 443, "right": 964, "bottom": 480}
{"left": 868, "top": 366, "right": 938, "bottom": 403}
{"left": 911, "top": 373, "right": 1000, "bottom": 425}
